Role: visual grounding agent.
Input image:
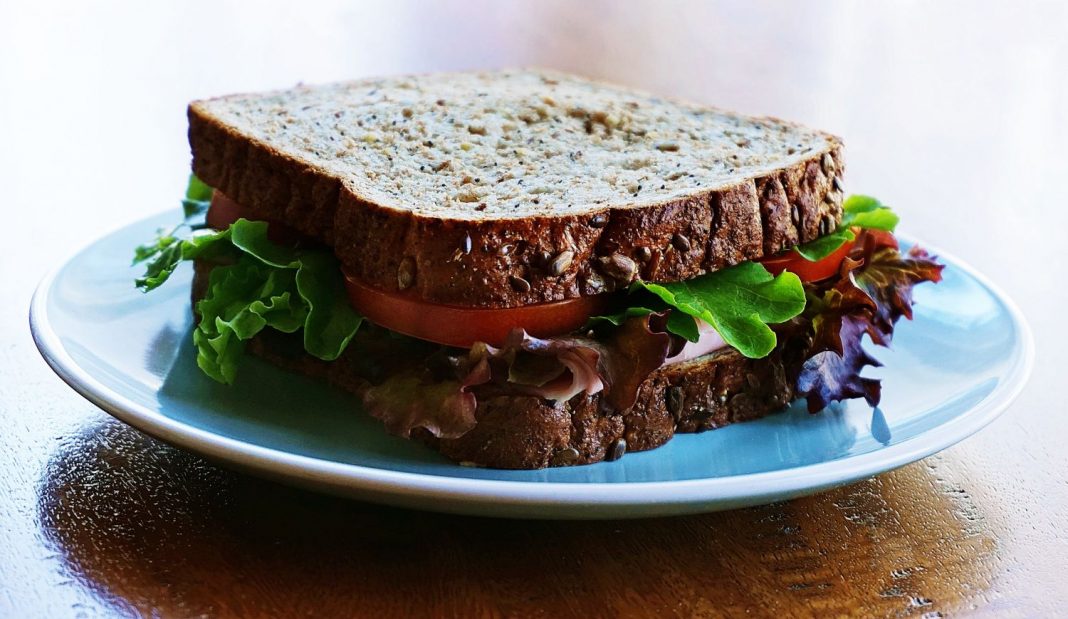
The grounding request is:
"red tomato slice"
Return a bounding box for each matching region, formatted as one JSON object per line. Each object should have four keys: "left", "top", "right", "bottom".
{"left": 760, "top": 237, "right": 857, "bottom": 282}
{"left": 344, "top": 274, "right": 611, "bottom": 348}
{"left": 209, "top": 190, "right": 610, "bottom": 346}
{"left": 207, "top": 191, "right": 312, "bottom": 245}
{"left": 205, "top": 191, "right": 242, "bottom": 229}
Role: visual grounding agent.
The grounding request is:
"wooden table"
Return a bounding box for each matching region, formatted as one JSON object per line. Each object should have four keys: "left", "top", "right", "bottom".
{"left": 3, "top": 1, "right": 1065, "bottom": 616}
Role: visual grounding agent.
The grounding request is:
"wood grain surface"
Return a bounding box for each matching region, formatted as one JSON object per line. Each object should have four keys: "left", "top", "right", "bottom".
{"left": 2, "top": 1, "right": 1066, "bottom": 617}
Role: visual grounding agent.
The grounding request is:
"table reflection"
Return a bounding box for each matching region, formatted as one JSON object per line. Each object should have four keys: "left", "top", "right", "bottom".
{"left": 38, "top": 418, "right": 999, "bottom": 617}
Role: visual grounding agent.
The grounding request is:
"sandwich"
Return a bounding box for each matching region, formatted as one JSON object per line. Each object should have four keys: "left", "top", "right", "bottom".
{"left": 133, "top": 70, "right": 943, "bottom": 469}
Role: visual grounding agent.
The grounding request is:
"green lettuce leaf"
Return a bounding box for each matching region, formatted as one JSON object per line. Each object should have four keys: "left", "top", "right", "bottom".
{"left": 182, "top": 173, "right": 213, "bottom": 218}
{"left": 843, "top": 195, "right": 899, "bottom": 231}
{"left": 632, "top": 261, "right": 806, "bottom": 358}
{"left": 794, "top": 194, "right": 900, "bottom": 261}
{"left": 134, "top": 226, "right": 235, "bottom": 291}
{"left": 191, "top": 220, "right": 362, "bottom": 382}
{"left": 794, "top": 229, "right": 854, "bottom": 261}
{"left": 136, "top": 202, "right": 363, "bottom": 382}
{"left": 293, "top": 251, "right": 364, "bottom": 361}
{"left": 586, "top": 303, "right": 702, "bottom": 343}
{"left": 585, "top": 307, "right": 654, "bottom": 330}
{"left": 132, "top": 228, "right": 185, "bottom": 290}
{"left": 665, "top": 310, "right": 700, "bottom": 342}
{"left": 216, "top": 220, "right": 364, "bottom": 361}
{"left": 134, "top": 174, "right": 227, "bottom": 291}
{"left": 193, "top": 256, "right": 306, "bottom": 383}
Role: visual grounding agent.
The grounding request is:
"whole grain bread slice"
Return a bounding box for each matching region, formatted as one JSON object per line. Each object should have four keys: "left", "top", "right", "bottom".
{"left": 189, "top": 69, "right": 845, "bottom": 308}
{"left": 245, "top": 317, "right": 810, "bottom": 469}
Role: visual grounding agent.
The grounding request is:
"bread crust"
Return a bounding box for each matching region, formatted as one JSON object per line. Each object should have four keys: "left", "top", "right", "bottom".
{"left": 188, "top": 88, "right": 844, "bottom": 309}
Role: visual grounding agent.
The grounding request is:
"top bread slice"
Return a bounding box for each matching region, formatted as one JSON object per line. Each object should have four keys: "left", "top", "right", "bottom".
{"left": 188, "top": 69, "right": 844, "bottom": 308}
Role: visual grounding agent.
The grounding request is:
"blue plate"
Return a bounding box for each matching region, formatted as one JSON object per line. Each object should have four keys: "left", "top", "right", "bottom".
{"left": 30, "top": 213, "right": 1033, "bottom": 518}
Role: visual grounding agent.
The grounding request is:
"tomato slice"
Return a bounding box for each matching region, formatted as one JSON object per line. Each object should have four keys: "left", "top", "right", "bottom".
{"left": 206, "top": 191, "right": 308, "bottom": 244}
{"left": 205, "top": 191, "right": 242, "bottom": 229}
{"left": 344, "top": 274, "right": 611, "bottom": 348}
{"left": 207, "top": 190, "right": 609, "bottom": 346}
{"left": 760, "top": 227, "right": 902, "bottom": 282}
{"left": 207, "top": 190, "right": 607, "bottom": 346}
{"left": 760, "top": 237, "right": 856, "bottom": 282}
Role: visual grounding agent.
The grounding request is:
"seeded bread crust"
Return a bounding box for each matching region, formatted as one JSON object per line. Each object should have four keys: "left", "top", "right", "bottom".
{"left": 188, "top": 69, "right": 845, "bottom": 309}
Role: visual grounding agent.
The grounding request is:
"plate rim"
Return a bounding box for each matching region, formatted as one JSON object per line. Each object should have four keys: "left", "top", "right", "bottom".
{"left": 29, "top": 215, "right": 1035, "bottom": 511}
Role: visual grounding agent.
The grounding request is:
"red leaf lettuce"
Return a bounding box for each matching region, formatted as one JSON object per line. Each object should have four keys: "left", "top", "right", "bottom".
{"left": 795, "top": 240, "right": 943, "bottom": 412}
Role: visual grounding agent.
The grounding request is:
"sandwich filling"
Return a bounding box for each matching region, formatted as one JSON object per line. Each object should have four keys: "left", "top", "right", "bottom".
{"left": 134, "top": 175, "right": 942, "bottom": 439}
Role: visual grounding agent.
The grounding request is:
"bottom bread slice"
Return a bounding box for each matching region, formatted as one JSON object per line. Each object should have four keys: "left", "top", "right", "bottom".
{"left": 246, "top": 326, "right": 810, "bottom": 470}
{"left": 194, "top": 262, "right": 812, "bottom": 469}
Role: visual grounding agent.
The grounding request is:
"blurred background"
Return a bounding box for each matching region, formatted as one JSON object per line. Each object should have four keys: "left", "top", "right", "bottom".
{"left": 3, "top": 1, "right": 1068, "bottom": 615}
{"left": 3, "top": 0, "right": 1064, "bottom": 263}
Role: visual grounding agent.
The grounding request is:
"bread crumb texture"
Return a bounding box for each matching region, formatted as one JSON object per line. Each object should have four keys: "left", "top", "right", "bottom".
{"left": 194, "top": 69, "right": 839, "bottom": 220}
